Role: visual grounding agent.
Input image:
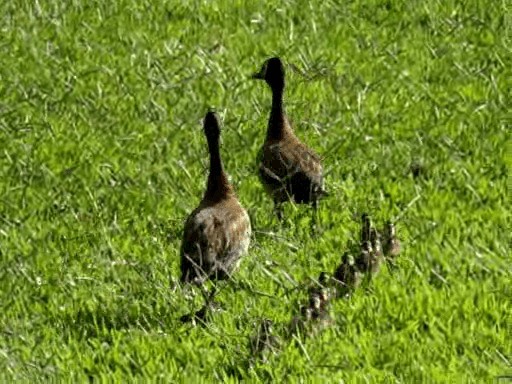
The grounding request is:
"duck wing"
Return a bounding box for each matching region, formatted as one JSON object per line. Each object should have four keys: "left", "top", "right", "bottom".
{"left": 259, "top": 139, "right": 326, "bottom": 203}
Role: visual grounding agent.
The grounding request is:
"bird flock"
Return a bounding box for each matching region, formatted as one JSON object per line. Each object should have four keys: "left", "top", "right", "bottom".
{"left": 178, "top": 57, "right": 402, "bottom": 360}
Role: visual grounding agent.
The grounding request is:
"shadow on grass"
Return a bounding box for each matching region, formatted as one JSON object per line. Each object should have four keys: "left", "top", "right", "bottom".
{"left": 54, "top": 285, "right": 190, "bottom": 342}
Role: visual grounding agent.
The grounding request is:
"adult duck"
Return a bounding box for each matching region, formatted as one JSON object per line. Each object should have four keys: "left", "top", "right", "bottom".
{"left": 251, "top": 57, "right": 327, "bottom": 221}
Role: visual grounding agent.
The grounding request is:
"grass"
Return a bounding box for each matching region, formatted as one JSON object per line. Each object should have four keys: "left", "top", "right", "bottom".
{"left": 0, "top": 0, "right": 509, "bottom": 381}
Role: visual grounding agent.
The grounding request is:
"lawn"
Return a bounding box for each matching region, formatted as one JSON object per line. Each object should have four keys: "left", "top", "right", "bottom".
{"left": 0, "top": 0, "right": 509, "bottom": 381}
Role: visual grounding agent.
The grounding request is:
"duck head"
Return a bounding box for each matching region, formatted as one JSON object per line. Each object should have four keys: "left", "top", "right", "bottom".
{"left": 252, "top": 57, "right": 286, "bottom": 90}
{"left": 203, "top": 109, "right": 221, "bottom": 140}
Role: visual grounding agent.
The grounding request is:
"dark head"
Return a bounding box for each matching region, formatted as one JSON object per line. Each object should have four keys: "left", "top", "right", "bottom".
{"left": 203, "top": 110, "right": 221, "bottom": 141}
{"left": 202, "top": 109, "right": 233, "bottom": 199}
{"left": 300, "top": 305, "right": 313, "bottom": 320}
{"left": 361, "top": 212, "right": 371, "bottom": 242}
{"left": 309, "top": 294, "right": 322, "bottom": 310}
{"left": 318, "top": 271, "right": 329, "bottom": 286}
{"left": 251, "top": 57, "right": 285, "bottom": 89}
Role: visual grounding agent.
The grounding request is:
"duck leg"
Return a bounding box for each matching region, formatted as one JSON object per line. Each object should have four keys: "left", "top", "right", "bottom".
{"left": 180, "top": 262, "right": 222, "bottom": 324}
{"left": 180, "top": 283, "right": 222, "bottom": 325}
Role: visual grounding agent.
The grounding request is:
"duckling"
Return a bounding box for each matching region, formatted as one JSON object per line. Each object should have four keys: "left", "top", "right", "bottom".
{"left": 249, "top": 319, "right": 280, "bottom": 362}
{"left": 360, "top": 212, "right": 372, "bottom": 246}
{"left": 289, "top": 272, "right": 334, "bottom": 336}
{"left": 333, "top": 251, "right": 362, "bottom": 297}
{"left": 308, "top": 292, "right": 326, "bottom": 317}
{"left": 356, "top": 213, "right": 383, "bottom": 274}
{"left": 382, "top": 221, "right": 400, "bottom": 258}
{"left": 288, "top": 305, "right": 313, "bottom": 337}
{"left": 180, "top": 111, "right": 252, "bottom": 286}
{"left": 369, "top": 227, "right": 384, "bottom": 275}
{"left": 309, "top": 294, "right": 334, "bottom": 332}
{"left": 356, "top": 213, "right": 374, "bottom": 283}
{"left": 356, "top": 240, "right": 373, "bottom": 274}
{"left": 307, "top": 271, "right": 331, "bottom": 309}
{"left": 251, "top": 57, "right": 327, "bottom": 222}
{"left": 309, "top": 292, "right": 322, "bottom": 314}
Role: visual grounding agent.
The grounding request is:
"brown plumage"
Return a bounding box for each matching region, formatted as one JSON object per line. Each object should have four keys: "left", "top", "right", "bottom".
{"left": 383, "top": 221, "right": 400, "bottom": 258}
{"left": 288, "top": 305, "right": 313, "bottom": 336}
{"left": 249, "top": 319, "right": 280, "bottom": 362}
{"left": 356, "top": 213, "right": 372, "bottom": 273}
{"left": 356, "top": 214, "right": 383, "bottom": 277}
{"left": 180, "top": 111, "right": 251, "bottom": 285}
{"left": 309, "top": 291, "right": 331, "bottom": 321}
{"left": 334, "top": 251, "right": 362, "bottom": 297}
{"left": 360, "top": 213, "right": 371, "bottom": 245}
{"left": 307, "top": 271, "right": 331, "bottom": 305}
{"left": 371, "top": 227, "right": 383, "bottom": 271}
{"left": 251, "top": 57, "right": 327, "bottom": 220}
{"left": 288, "top": 272, "right": 334, "bottom": 337}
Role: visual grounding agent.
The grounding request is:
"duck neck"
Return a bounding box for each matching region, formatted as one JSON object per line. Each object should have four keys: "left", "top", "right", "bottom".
{"left": 205, "top": 136, "right": 232, "bottom": 201}
{"left": 267, "top": 83, "right": 287, "bottom": 140}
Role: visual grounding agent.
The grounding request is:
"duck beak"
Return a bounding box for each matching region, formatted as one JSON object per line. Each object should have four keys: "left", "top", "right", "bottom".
{"left": 251, "top": 71, "right": 264, "bottom": 80}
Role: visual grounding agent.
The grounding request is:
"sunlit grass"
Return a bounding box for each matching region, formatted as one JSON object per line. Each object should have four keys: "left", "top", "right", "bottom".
{"left": 0, "top": 0, "right": 509, "bottom": 381}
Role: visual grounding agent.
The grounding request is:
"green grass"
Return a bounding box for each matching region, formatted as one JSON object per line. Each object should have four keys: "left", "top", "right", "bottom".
{"left": 0, "top": 0, "right": 509, "bottom": 381}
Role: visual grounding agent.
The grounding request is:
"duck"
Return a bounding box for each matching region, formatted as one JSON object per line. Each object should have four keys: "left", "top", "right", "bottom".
{"left": 307, "top": 271, "right": 331, "bottom": 303}
{"left": 309, "top": 293, "right": 334, "bottom": 331}
{"left": 249, "top": 319, "right": 281, "bottom": 362}
{"left": 288, "top": 305, "right": 313, "bottom": 337}
{"left": 180, "top": 111, "right": 252, "bottom": 286}
{"left": 356, "top": 213, "right": 372, "bottom": 272}
{"left": 382, "top": 221, "right": 400, "bottom": 258}
{"left": 356, "top": 214, "right": 385, "bottom": 287}
{"left": 334, "top": 251, "right": 362, "bottom": 297}
{"left": 290, "top": 287, "right": 333, "bottom": 336}
{"left": 251, "top": 57, "right": 327, "bottom": 221}
{"left": 369, "top": 227, "right": 384, "bottom": 274}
